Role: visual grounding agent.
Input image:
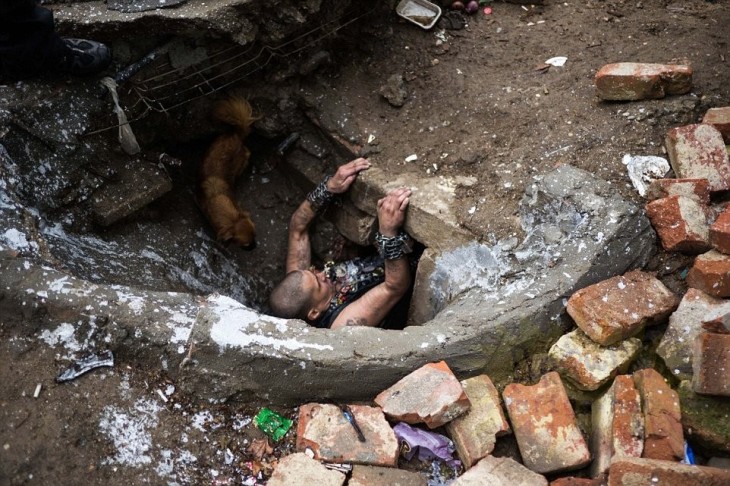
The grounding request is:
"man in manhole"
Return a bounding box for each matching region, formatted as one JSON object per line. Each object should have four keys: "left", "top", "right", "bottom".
{"left": 269, "top": 158, "right": 415, "bottom": 329}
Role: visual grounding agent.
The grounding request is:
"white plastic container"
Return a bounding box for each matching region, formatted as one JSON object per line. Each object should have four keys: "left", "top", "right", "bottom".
{"left": 396, "top": 0, "right": 442, "bottom": 30}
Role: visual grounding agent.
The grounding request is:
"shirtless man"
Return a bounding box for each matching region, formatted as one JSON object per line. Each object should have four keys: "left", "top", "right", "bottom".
{"left": 269, "top": 158, "right": 414, "bottom": 329}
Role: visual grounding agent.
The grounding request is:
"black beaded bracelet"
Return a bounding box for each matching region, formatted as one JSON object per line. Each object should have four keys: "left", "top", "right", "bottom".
{"left": 306, "top": 175, "right": 336, "bottom": 212}
{"left": 375, "top": 230, "right": 413, "bottom": 260}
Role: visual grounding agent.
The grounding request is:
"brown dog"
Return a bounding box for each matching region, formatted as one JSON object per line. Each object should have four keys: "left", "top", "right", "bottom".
{"left": 199, "top": 97, "right": 258, "bottom": 249}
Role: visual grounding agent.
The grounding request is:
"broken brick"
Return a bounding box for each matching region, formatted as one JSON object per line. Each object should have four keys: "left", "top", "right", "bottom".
{"left": 703, "top": 106, "right": 730, "bottom": 143}
{"left": 645, "top": 178, "right": 710, "bottom": 204}
{"left": 349, "top": 465, "right": 426, "bottom": 486}
{"left": 710, "top": 206, "right": 730, "bottom": 254}
{"left": 267, "top": 453, "right": 346, "bottom": 486}
{"left": 375, "top": 361, "right": 470, "bottom": 429}
{"left": 450, "top": 455, "right": 548, "bottom": 486}
{"left": 445, "top": 374, "right": 511, "bottom": 468}
{"left": 687, "top": 250, "right": 730, "bottom": 297}
{"left": 503, "top": 372, "right": 591, "bottom": 474}
{"left": 594, "top": 62, "right": 692, "bottom": 101}
{"left": 645, "top": 195, "right": 711, "bottom": 254}
{"left": 665, "top": 124, "right": 730, "bottom": 192}
{"left": 632, "top": 368, "right": 684, "bottom": 462}
{"left": 692, "top": 332, "right": 730, "bottom": 396}
{"left": 566, "top": 270, "right": 679, "bottom": 346}
{"left": 296, "top": 403, "right": 398, "bottom": 466}
{"left": 590, "top": 375, "right": 644, "bottom": 477}
{"left": 702, "top": 312, "right": 730, "bottom": 334}
{"left": 549, "top": 329, "right": 641, "bottom": 391}
{"left": 608, "top": 457, "right": 730, "bottom": 486}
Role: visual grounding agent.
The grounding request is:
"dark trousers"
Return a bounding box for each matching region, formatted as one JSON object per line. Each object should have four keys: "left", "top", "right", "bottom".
{"left": 0, "top": 2, "right": 69, "bottom": 80}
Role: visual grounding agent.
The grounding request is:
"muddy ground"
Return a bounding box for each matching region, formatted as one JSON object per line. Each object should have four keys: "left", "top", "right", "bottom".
{"left": 1, "top": 0, "right": 730, "bottom": 484}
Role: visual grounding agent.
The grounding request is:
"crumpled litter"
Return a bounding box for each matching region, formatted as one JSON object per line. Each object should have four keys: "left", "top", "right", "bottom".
{"left": 621, "top": 154, "right": 670, "bottom": 197}
{"left": 393, "top": 422, "right": 461, "bottom": 468}
{"left": 545, "top": 56, "right": 567, "bottom": 67}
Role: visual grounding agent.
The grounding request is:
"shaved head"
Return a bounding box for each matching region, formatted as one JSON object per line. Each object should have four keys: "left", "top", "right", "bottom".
{"left": 269, "top": 271, "right": 314, "bottom": 320}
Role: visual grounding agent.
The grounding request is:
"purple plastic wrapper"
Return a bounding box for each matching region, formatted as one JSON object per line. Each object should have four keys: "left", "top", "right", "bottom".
{"left": 393, "top": 422, "right": 461, "bottom": 468}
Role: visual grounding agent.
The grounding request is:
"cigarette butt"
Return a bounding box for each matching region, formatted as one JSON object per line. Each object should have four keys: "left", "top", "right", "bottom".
{"left": 156, "top": 389, "right": 168, "bottom": 402}
{"left": 33, "top": 383, "right": 42, "bottom": 398}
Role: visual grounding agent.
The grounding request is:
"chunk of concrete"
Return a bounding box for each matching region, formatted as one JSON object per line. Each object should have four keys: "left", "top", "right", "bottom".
{"left": 375, "top": 361, "right": 470, "bottom": 429}
{"left": 590, "top": 375, "right": 644, "bottom": 477}
{"left": 678, "top": 380, "right": 730, "bottom": 455}
{"left": 665, "top": 124, "right": 730, "bottom": 192}
{"left": 267, "top": 453, "right": 345, "bottom": 486}
{"left": 90, "top": 161, "right": 173, "bottom": 226}
{"left": 349, "top": 465, "right": 427, "bottom": 486}
{"left": 407, "top": 247, "right": 439, "bottom": 326}
{"left": 687, "top": 250, "right": 730, "bottom": 297}
{"left": 503, "top": 372, "right": 591, "bottom": 474}
{"left": 566, "top": 270, "right": 679, "bottom": 346}
{"left": 594, "top": 62, "right": 692, "bottom": 101}
{"left": 445, "top": 375, "right": 511, "bottom": 468}
{"left": 608, "top": 457, "right": 730, "bottom": 486}
{"left": 632, "top": 368, "right": 684, "bottom": 462}
{"left": 296, "top": 403, "right": 398, "bottom": 466}
{"left": 645, "top": 195, "right": 711, "bottom": 254}
{"left": 692, "top": 332, "right": 730, "bottom": 396}
{"left": 549, "top": 329, "right": 641, "bottom": 391}
{"left": 657, "top": 288, "right": 730, "bottom": 380}
{"left": 646, "top": 178, "right": 710, "bottom": 204}
{"left": 703, "top": 106, "right": 730, "bottom": 143}
{"left": 450, "top": 456, "right": 548, "bottom": 486}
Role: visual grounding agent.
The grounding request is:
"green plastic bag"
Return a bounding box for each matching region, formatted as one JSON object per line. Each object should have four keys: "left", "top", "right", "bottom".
{"left": 254, "top": 408, "right": 293, "bottom": 441}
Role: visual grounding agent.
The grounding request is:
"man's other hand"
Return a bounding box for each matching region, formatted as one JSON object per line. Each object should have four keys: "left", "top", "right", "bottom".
{"left": 377, "top": 187, "right": 411, "bottom": 236}
{"left": 326, "top": 158, "right": 371, "bottom": 194}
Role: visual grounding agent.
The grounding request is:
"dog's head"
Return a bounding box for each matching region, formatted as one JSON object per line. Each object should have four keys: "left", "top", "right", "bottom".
{"left": 218, "top": 213, "right": 257, "bottom": 250}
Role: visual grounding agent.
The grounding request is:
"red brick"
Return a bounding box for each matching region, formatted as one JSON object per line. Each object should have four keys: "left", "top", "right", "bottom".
{"left": 702, "top": 312, "right": 730, "bottom": 334}
{"left": 503, "top": 372, "right": 591, "bottom": 474}
{"left": 445, "top": 374, "right": 511, "bottom": 468}
{"left": 349, "top": 465, "right": 426, "bottom": 486}
{"left": 645, "top": 195, "right": 711, "bottom": 254}
{"left": 687, "top": 250, "right": 730, "bottom": 297}
{"left": 703, "top": 106, "right": 730, "bottom": 143}
{"left": 608, "top": 457, "right": 730, "bottom": 486}
{"left": 374, "top": 361, "right": 470, "bottom": 429}
{"left": 710, "top": 206, "right": 730, "bottom": 254}
{"left": 646, "top": 178, "right": 710, "bottom": 204}
{"left": 632, "top": 369, "right": 684, "bottom": 462}
{"left": 451, "top": 456, "right": 548, "bottom": 486}
{"left": 267, "top": 453, "right": 346, "bottom": 486}
{"left": 692, "top": 332, "right": 730, "bottom": 396}
{"left": 296, "top": 403, "right": 399, "bottom": 466}
{"left": 566, "top": 270, "right": 679, "bottom": 346}
{"left": 595, "top": 63, "right": 692, "bottom": 101}
{"left": 550, "top": 478, "right": 602, "bottom": 486}
{"left": 665, "top": 124, "right": 730, "bottom": 192}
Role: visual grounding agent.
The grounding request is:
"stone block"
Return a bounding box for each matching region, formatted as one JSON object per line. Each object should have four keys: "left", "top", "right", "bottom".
{"left": 503, "top": 372, "right": 591, "bottom": 474}
{"left": 646, "top": 178, "right": 710, "bottom": 204}
{"left": 710, "top": 206, "right": 730, "bottom": 254}
{"left": 665, "top": 124, "right": 730, "bottom": 192}
{"left": 703, "top": 106, "right": 730, "bottom": 143}
{"left": 608, "top": 457, "right": 730, "bottom": 486}
{"left": 296, "top": 403, "right": 399, "bottom": 466}
{"left": 595, "top": 62, "right": 692, "bottom": 101}
{"left": 445, "top": 374, "right": 511, "bottom": 468}
{"left": 328, "top": 201, "right": 376, "bottom": 246}
{"left": 678, "top": 380, "right": 730, "bottom": 455}
{"left": 645, "top": 195, "right": 711, "bottom": 254}
{"left": 375, "top": 361, "right": 470, "bottom": 429}
{"left": 687, "top": 250, "right": 730, "bottom": 297}
{"left": 450, "top": 456, "right": 548, "bottom": 486}
{"left": 407, "top": 247, "right": 439, "bottom": 326}
{"left": 549, "top": 329, "right": 641, "bottom": 391}
{"left": 692, "top": 332, "right": 730, "bottom": 396}
{"left": 349, "top": 465, "right": 427, "bottom": 486}
{"left": 267, "top": 453, "right": 346, "bottom": 486}
{"left": 657, "top": 288, "right": 730, "bottom": 380}
{"left": 566, "top": 270, "right": 679, "bottom": 346}
{"left": 91, "top": 161, "right": 173, "bottom": 226}
{"left": 590, "top": 375, "right": 643, "bottom": 477}
{"left": 632, "top": 368, "right": 684, "bottom": 462}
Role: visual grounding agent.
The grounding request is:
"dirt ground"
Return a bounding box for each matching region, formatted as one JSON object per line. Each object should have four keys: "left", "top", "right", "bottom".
{"left": 2, "top": 0, "right": 730, "bottom": 484}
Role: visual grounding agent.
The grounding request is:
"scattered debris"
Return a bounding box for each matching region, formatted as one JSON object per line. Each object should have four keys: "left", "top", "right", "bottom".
{"left": 33, "top": 383, "right": 42, "bottom": 398}
{"left": 396, "top": 0, "right": 442, "bottom": 30}
{"left": 56, "top": 350, "right": 114, "bottom": 383}
{"left": 405, "top": 154, "right": 418, "bottom": 162}
{"left": 545, "top": 56, "right": 567, "bottom": 67}
{"left": 621, "top": 154, "right": 670, "bottom": 197}
{"left": 341, "top": 405, "right": 367, "bottom": 442}
{"left": 393, "top": 422, "right": 461, "bottom": 468}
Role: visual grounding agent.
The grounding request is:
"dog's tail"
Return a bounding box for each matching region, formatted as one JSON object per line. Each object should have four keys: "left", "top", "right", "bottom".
{"left": 213, "top": 97, "right": 258, "bottom": 140}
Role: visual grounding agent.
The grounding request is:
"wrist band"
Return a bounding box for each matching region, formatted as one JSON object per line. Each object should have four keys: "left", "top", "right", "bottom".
{"left": 375, "top": 230, "right": 413, "bottom": 260}
{"left": 306, "top": 175, "right": 336, "bottom": 212}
